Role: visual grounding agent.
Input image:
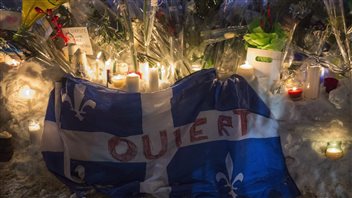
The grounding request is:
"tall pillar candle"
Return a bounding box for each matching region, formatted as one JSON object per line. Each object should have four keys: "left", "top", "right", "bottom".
{"left": 304, "top": 66, "right": 321, "bottom": 99}
{"left": 149, "top": 67, "right": 159, "bottom": 92}
{"left": 28, "top": 120, "right": 41, "bottom": 145}
{"left": 126, "top": 73, "right": 140, "bottom": 92}
{"left": 139, "top": 62, "right": 149, "bottom": 81}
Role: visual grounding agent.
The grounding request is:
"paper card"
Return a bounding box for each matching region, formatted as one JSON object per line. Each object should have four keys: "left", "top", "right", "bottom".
{"left": 0, "top": 10, "right": 21, "bottom": 31}
{"left": 62, "top": 27, "right": 94, "bottom": 55}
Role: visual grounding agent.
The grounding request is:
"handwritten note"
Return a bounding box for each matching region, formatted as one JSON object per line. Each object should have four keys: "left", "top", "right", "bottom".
{"left": 62, "top": 27, "right": 93, "bottom": 55}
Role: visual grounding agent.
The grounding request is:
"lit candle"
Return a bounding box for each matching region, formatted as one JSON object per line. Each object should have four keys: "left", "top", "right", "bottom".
{"left": 139, "top": 62, "right": 149, "bottom": 81}
{"left": 19, "top": 85, "right": 36, "bottom": 100}
{"left": 236, "top": 61, "right": 254, "bottom": 81}
{"left": 287, "top": 87, "right": 303, "bottom": 100}
{"left": 325, "top": 141, "right": 343, "bottom": 160}
{"left": 111, "top": 74, "right": 126, "bottom": 89}
{"left": 169, "top": 63, "right": 176, "bottom": 84}
{"left": 304, "top": 66, "right": 321, "bottom": 99}
{"left": 28, "top": 120, "right": 41, "bottom": 145}
{"left": 126, "top": 73, "right": 140, "bottom": 92}
{"left": 149, "top": 67, "right": 159, "bottom": 92}
{"left": 19, "top": 85, "right": 36, "bottom": 112}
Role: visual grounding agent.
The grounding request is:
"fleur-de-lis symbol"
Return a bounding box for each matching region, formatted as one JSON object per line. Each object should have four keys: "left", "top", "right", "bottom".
{"left": 216, "top": 154, "right": 244, "bottom": 197}
{"left": 62, "top": 83, "right": 96, "bottom": 121}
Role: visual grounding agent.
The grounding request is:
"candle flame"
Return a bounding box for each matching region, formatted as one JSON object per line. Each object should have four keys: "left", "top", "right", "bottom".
{"left": 19, "top": 85, "right": 36, "bottom": 100}
{"left": 96, "top": 51, "right": 103, "bottom": 59}
{"left": 105, "top": 59, "right": 112, "bottom": 70}
{"left": 240, "top": 61, "right": 253, "bottom": 69}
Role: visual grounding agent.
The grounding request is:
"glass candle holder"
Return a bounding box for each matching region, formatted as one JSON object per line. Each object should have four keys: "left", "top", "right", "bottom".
{"left": 286, "top": 78, "right": 303, "bottom": 101}
{"left": 325, "top": 141, "right": 343, "bottom": 160}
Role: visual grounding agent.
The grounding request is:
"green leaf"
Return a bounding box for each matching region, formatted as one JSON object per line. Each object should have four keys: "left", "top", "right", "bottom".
{"left": 252, "top": 26, "right": 264, "bottom": 33}
{"left": 251, "top": 37, "right": 270, "bottom": 46}
{"left": 248, "top": 19, "right": 260, "bottom": 32}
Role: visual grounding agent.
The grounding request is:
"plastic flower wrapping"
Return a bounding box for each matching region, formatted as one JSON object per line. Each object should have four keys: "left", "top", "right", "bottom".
{"left": 0, "top": 0, "right": 351, "bottom": 93}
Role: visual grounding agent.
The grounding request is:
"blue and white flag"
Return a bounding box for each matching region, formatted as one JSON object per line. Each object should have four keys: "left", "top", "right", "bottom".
{"left": 42, "top": 69, "right": 300, "bottom": 197}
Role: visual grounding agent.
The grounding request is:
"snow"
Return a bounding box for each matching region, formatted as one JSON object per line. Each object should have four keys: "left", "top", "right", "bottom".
{"left": 0, "top": 60, "right": 351, "bottom": 197}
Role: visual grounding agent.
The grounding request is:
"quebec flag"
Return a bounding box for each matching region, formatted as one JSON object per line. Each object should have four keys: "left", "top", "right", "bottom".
{"left": 42, "top": 69, "right": 300, "bottom": 197}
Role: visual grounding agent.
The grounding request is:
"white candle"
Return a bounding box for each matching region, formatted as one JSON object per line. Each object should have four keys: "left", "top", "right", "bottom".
{"left": 95, "top": 58, "right": 102, "bottom": 82}
{"left": 68, "top": 44, "right": 78, "bottom": 63}
{"left": 237, "top": 62, "right": 254, "bottom": 81}
{"left": 304, "top": 66, "right": 321, "bottom": 99}
{"left": 139, "top": 62, "right": 149, "bottom": 81}
{"left": 126, "top": 73, "right": 140, "bottom": 92}
{"left": 149, "top": 67, "right": 159, "bottom": 92}
{"left": 76, "top": 49, "right": 88, "bottom": 77}
{"left": 28, "top": 120, "right": 41, "bottom": 145}
{"left": 111, "top": 74, "right": 126, "bottom": 89}
{"left": 160, "top": 65, "right": 167, "bottom": 81}
{"left": 169, "top": 63, "right": 176, "bottom": 84}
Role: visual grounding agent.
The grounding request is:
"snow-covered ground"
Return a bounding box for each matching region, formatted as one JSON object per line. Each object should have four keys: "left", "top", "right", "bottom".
{"left": 0, "top": 60, "right": 351, "bottom": 197}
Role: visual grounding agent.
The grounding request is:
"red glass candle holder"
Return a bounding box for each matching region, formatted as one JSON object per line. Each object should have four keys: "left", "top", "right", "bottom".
{"left": 288, "top": 87, "right": 303, "bottom": 100}
{"left": 323, "top": 77, "right": 338, "bottom": 93}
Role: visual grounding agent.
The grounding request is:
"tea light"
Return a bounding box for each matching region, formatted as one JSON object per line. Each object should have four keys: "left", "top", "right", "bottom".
{"left": 287, "top": 87, "right": 303, "bottom": 100}
{"left": 325, "top": 141, "right": 343, "bottom": 160}
{"left": 149, "top": 67, "right": 159, "bottom": 92}
{"left": 237, "top": 62, "right": 254, "bottom": 81}
{"left": 111, "top": 75, "right": 126, "bottom": 89}
{"left": 126, "top": 73, "right": 140, "bottom": 92}
{"left": 28, "top": 120, "right": 41, "bottom": 145}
